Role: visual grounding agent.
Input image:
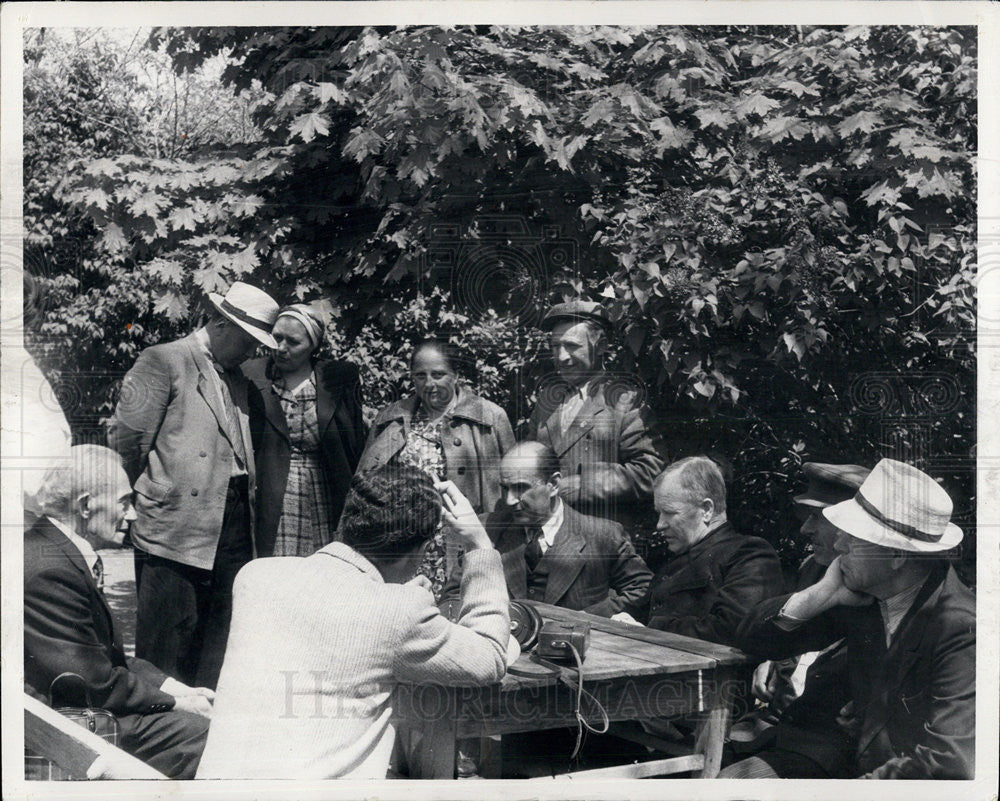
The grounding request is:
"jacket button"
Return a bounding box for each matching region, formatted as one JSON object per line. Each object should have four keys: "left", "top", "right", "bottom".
{"left": 453, "top": 438, "right": 462, "bottom": 446}
{"left": 457, "top": 466, "right": 466, "bottom": 475}
{"left": 191, "top": 489, "right": 199, "bottom": 496}
{"left": 200, "top": 451, "right": 207, "bottom": 457}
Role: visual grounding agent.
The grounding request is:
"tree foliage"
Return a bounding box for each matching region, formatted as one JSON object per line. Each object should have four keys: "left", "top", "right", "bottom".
{"left": 31, "top": 25, "right": 976, "bottom": 576}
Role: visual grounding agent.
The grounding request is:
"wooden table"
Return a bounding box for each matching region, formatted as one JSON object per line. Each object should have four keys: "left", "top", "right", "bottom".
{"left": 397, "top": 602, "right": 749, "bottom": 779}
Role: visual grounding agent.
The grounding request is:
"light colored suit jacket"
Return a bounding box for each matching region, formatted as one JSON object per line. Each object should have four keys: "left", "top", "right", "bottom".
{"left": 196, "top": 543, "right": 509, "bottom": 779}
{"left": 108, "top": 331, "right": 259, "bottom": 569}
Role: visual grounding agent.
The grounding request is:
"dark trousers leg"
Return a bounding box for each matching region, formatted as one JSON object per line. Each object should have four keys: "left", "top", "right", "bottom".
{"left": 194, "top": 477, "right": 252, "bottom": 690}
{"left": 134, "top": 478, "right": 251, "bottom": 688}
{"left": 117, "top": 709, "right": 209, "bottom": 780}
{"left": 134, "top": 551, "right": 204, "bottom": 685}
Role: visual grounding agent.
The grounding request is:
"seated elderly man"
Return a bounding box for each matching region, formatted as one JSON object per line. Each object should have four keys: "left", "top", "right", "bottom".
{"left": 615, "top": 456, "right": 783, "bottom": 646}
{"left": 727, "top": 458, "right": 974, "bottom": 779}
{"left": 196, "top": 464, "right": 509, "bottom": 779}
{"left": 24, "top": 445, "right": 211, "bottom": 779}
{"left": 444, "top": 441, "right": 652, "bottom": 616}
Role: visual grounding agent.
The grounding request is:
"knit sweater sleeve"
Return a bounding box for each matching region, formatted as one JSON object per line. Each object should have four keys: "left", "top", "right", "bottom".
{"left": 392, "top": 548, "right": 509, "bottom": 686}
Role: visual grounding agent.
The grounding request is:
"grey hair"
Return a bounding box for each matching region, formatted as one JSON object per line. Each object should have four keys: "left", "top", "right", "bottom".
{"left": 654, "top": 455, "right": 728, "bottom": 515}
{"left": 34, "top": 445, "right": 127, "bottom": 518}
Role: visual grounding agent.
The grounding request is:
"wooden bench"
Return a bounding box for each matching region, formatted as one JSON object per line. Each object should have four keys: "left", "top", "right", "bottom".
{"left": 24, "top": 694, "right": 165, "bottom": 780}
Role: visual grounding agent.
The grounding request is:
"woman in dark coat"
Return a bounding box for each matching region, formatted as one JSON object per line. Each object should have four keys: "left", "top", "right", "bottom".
{"left": 245, "top": 304, "right": 366, "bottom": 557}
{"left": 357, "top": 338, "right": 515, "bottom": 597}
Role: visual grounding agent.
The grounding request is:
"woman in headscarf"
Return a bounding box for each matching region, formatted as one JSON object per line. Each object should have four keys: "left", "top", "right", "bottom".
{"left": 244, "top": 304, "right": 366, "bottom": 557}
{"left": 357, "top": 337, "right": 515, "bottom": 598}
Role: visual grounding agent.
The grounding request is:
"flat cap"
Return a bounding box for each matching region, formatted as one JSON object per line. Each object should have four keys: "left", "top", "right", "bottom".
{"left": 540, "top": 301, "right": 612, "bottom": 332}
{"left": 794, "top": 462, "right": 871, "bottom": 508}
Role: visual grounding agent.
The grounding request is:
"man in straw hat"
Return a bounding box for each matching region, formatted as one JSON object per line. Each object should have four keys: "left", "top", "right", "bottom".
{"left": 109, "top": 281, "right": 279, "bottom": 690}
{"left": 728, "top": 458, "right": 974, "bottom": 779}
{"left": 528, "top": 300, "right": 664, "bottom": 528}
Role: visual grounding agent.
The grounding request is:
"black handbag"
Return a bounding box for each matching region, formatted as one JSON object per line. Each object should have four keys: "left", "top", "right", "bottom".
{"left": 25, "top": 673, "right": 120, "bottom": 780}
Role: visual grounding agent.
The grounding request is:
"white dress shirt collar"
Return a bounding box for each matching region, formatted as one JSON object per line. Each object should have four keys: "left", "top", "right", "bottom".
{"left": 46, "top": 515, "right": 100, "bottom": 576}
{"left": 537, "top": 498, "right": 565, "bottom": 554}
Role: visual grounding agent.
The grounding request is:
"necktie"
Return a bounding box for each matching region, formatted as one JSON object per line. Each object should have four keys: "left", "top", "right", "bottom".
{"left": 215, "top": 365, "right": 248, "bottom": 468}
{"left": 92, "top": 555, "right": 104, "bottom": 591}
{"left": 524, "top": 527, "right": 544, "bottom": 573}
{"left": 559, "top": 385, "right": 586, "bottom": 434}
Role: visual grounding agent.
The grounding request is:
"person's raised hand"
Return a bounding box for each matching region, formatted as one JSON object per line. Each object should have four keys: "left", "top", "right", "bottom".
{"left": 435, "top": 480, "right": 490, "bottom": 551}
{"left": 406, "top": 574, "right": 433, "bottom": 594}
{"left": 816, "top": 556, "right": 873, "bottom": 608}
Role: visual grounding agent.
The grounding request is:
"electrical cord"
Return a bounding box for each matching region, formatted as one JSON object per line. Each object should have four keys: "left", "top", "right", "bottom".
{"left": 564, "top": 643, "right": 609, "bottom": 760}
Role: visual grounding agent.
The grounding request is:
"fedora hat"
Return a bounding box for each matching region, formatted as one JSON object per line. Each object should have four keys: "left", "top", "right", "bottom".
{"left": 208, "top": 282, "right": 280, "bottom": 349}
{"left": 794, "top": 462, "right": 871, "bottom": 508}
{"left": 822, "top": 458, "right": 962, "bottom": 553}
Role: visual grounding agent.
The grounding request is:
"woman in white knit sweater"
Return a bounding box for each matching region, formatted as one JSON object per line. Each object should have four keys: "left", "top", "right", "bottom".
{"left": 196, "top": 463, "right": 510, "bottom": 779}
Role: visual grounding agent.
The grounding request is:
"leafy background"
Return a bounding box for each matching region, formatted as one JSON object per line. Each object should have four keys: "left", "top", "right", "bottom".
{"left": 23, "top": 25, "right": 976, "bottom": 580}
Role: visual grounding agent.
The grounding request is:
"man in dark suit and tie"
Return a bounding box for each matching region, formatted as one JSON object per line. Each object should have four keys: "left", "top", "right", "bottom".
{"left": 108, "top": 281, "right": 279, "bottom": 689}
{"left": 24, "top": 445, "right": 210, "bottom": 779}
{"left": 447, "top": 441, "right": 652, "bottom": 615}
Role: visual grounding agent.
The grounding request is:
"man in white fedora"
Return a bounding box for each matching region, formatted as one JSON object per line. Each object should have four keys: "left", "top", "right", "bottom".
{"left": 730, "top": 458, "right": 974, "bottom": 779}
{"left": 109, "top": 281, "right": 279, "bottom": 690}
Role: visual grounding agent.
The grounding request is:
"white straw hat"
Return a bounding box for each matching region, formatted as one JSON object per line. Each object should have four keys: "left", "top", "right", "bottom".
{"left": 822, "top": 458, "right": 962, "bottom": 553}
{"left": 208, "top": 282, "right": 280, "bottom": 349}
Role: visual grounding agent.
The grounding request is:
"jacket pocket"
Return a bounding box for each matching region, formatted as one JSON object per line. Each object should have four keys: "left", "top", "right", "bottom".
{"left": 134, "top": 474, "right": 173, "bottom": 503}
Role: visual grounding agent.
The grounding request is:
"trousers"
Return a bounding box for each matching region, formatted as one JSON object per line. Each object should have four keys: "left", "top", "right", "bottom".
{"left": 134, "top": 477, "right": 252, "bottom": 690}
{"left": 118, "top": 708, "right": 210, "bottom": 779}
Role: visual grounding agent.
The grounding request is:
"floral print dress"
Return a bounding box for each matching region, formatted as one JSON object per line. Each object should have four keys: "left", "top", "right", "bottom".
{"left": 397, "top": 400, "right": 454, "bottom": 599}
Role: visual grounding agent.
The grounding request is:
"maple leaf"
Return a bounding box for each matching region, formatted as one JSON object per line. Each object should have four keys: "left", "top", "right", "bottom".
{"left": 82, "top": 188, "right": 110, "bottom": 211}
{"left": 152, "top": 289, "right": 189, "bottom": 322}
{"left": 860, "top": 180, "right": 902, "bottom": 207}
{"left": 84, "top": 158, "right": 120, "bottom": 177}
{"left": 694, "top": 106, "right": 734, "bottom": 130}
{"left": 343, "top": 127, "right": 385, "bottom": 161}
{"left": 100, "top": 222, "right": 129, "bottom": 253}
{"left": 168, "top": 205, "right": 200, "bottom": 232}
{"left": 316, "top": 82, "right": 347, "bottom": 104}
{"left": 130, "top": 192, "right": 166, "bottom": 219}
{"left": 146, "top": 257, "right": 186, "bottom": 286}
{"left": 193, "top": 262, "right": 232, "bottom": 294}
{"left": 760, "top": 116, "right": 809, "bottom": 143}
{"left": 289, "top": 111, "right": 331, "bottom": 143}
{"left": 650, "top": 117, "right": 691, "bottom": 155}
{"left": 582, "top": 97, "right": 614, "bottom": 128}
{"left": 837, "top": 110, "right": 882, "bottom": 136}
{"left": 777, "top": 79, "right": 820, "bottom": 98}
{"left": 733, "top": 93, "right": 780, "bottom": 119}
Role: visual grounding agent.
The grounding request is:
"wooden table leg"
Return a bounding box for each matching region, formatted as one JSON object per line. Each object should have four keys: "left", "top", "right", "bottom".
{"left": 479, "top": 734, "right": 503, "bottom": 778}
{"left": 694, "top": 668, "right": 735, "bottom": 778}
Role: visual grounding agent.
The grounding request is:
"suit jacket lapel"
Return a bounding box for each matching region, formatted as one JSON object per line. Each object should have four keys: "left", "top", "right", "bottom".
{"left": 497, "top": 526, "right": 529, "bottom": 600}
{"left": 539, "top": 408, "right": 568, "bottom": 457}
{"left": 543, "top": 508, "right": 587, "bottom": 605}
{"left": 557, "top": 397, "right": 602, "bottom": 456}
{"left": 37, "top": 520, "right": 118, "bottom": 640}
{"left": 857, "top": 569, "right": 947, "bottom": 757}
{"left": 187, "top": 337, "right": 236, "bottom": 451}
